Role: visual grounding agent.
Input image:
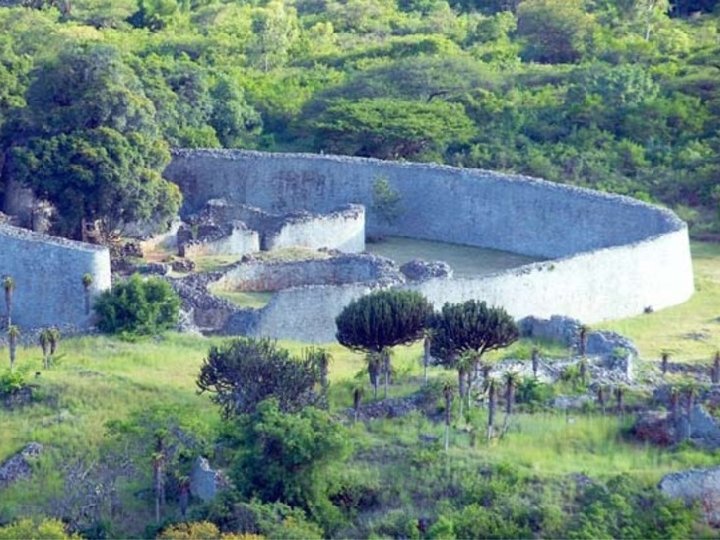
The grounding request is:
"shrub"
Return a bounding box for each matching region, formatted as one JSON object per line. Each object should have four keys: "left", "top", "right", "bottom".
{"left": 0, "top": 369, "right": 26, "bottom": 396}
{"left": 0, "top": 518, "right": 80, "bottom": 540}
{"left": 94, "top": 274, "right": 180, "bottom": 335}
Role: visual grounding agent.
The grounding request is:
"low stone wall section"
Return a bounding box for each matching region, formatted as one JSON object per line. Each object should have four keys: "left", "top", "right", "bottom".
{"left": 178, "top": 222, "right": 260, "bottom": 258}
{"left": 0, "top": 223, "right": 111, "bottom": 330}
{"left": 189, "top": 199, "right": 365, "bottom": 253}
{"left": 214, "top": 253, "right": 399, "bottom": 292}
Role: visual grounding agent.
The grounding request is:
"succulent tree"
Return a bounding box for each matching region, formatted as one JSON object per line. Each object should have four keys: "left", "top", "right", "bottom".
{"left": 431, "top": 300, "right": 519, "bottom": 412}
{"left": 578, "top": 324, "right": 589, "bottom": 357}
{"left": 531, "top": 347, "right": 540, "bottom": 379}
{"left": 336, "top": 289, "right": 433, "bottom": 398}
{"left": 711, "top": 352, "right": 720, "bottom": 384}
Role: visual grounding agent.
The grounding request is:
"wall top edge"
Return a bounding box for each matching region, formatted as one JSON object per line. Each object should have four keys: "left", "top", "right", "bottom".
{"left": 0, "top": 222, "right": 109, "bottom": 254}
{"left": 169, "top": 148, "right": 686, "bottom": 233}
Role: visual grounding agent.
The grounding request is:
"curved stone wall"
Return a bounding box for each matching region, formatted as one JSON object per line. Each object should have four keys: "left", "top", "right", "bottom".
{"left": 165, "top": 149, "right": 694, "bottom": 342}
{"left": 0, "top": 223, "right": 111, "bottom": 330}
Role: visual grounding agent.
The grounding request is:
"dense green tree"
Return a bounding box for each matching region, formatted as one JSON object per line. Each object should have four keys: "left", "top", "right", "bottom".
{"left": 7, "top": 44, "right": 180, "bottom": 238}
{"left": 516, "top": 0, "right": 598, "bottom": 63}
{"left": 94, "top": 274, "right": 180, "bottom": 335}
{"left": 197, "top": 337, "right": 325, "bottom": 418}
{"left": 312, "top": 98, "right": 474, "bottom": 159}
{"left": 230, "top": 399, "right": 350, "bottom": 527}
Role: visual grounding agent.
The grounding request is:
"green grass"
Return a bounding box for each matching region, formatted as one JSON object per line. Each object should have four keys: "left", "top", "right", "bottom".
{"left": 597, "top": 242, "right": 720, "bottom": 363}
{"left": 191, "top": 255, "right": 242, "bottom": 272}
{"left": 209, "top": 289, "right": 274, "bottom": 309}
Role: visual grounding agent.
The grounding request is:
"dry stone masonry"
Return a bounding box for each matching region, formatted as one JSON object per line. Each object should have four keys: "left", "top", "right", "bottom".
{"left": 163, "top": 149, "right": 694, "bottom": 343}
{"left": 0, "top": 223, "right": 111, "bottom": 330}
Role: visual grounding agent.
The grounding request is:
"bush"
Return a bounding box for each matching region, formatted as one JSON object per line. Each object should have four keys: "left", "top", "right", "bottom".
{"left": 0, "top": 518, "right": 80, "bottom": 540}
{"left": 0, "top": 369, "right": 26, "bottom": 396}
{"left": 94, "top": 274, "right": 180, "bottom": 335}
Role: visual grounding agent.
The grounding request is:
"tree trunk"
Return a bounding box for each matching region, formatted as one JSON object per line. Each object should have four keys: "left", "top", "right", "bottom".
{"left": 661, "top": 352, "right": 669, "bottom": 375}
{"left": 597, "top": 386, "right": 605, "bottom": 414}
{"left": 487, "top": 380, "right": 496, "bottom": 441}
{"left": 458, "top": 367, "right": 466, "bottom": 419}
{"left": 444, "top": 390, "right": 452, "bottom": 453}
{"left": 9, "top": 339, "right": 16, "bottom": 370}
{"left": 712, "top": 353, "right": 720, "bottom": 384}
{"left": 531, "top": 348, "right": 539, "bottom": 379}
{"left": 615, "top": 387, "right": 624, "bottom": 415}
{"left": 382, "top": 349, "right": 390, "bottom": 399}
{"left": 505, "top": 379, "right": 514, "bottom": 416}
{"left": 368, "top": 353, "right": 380, "bottom": 399}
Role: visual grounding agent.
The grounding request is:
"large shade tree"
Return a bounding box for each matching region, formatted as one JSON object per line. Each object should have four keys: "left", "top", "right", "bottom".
{"left": 335, "top": 289, "right": 434, "bottom": 397}
{"left": 430, "top": 300, "right": 519, "bottom": 410}
{"left": 7, "top": 43, "right": 180, "bottom": 239}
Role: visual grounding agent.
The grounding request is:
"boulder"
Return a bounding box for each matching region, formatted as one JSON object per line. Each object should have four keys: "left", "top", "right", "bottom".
{"left": 400, "top": 259, "right": 452, "bottom": 281}
{"left": 190, "top": 456, "right": 221, "bottom": 502}
{"left": 0, "top": 442, "right": 43, "bottom": 489}
{"left": 659, "top": 466, "right": 720, "bottom": 526}
{"left": 632, "top": 410, "right": 675, "bottom": 446}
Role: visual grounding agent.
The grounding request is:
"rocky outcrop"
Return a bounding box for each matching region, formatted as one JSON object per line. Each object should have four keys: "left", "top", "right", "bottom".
{"left": 0, "top": 442, "right": 43, "bottom": 489}
{"left": 659, "top": 466, "right": 720, "bottom": 526}
{"left": 633, "top": 404, "right": 720, "bottom": 449}
{"left": 190, "top": 456, "right": 224, "bottom": 502}
{"left": 400, "top": 259, "right": 453, "bottom": 281}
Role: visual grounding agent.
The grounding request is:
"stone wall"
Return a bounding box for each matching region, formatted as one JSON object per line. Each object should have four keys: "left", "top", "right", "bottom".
{"left": 164, "top": 150, "right": 694, "bottom": 341}
{"left": 215, "top": 253, "right": 398, "bottom": 292}
{"left": 190, "top": 200, "right": 365, "bottom": 253}
{"left": 179, "top": 222, "right": 260, "bottom": 258}
{"left": 0, "top": 223, "right": 111, "bottom": 330}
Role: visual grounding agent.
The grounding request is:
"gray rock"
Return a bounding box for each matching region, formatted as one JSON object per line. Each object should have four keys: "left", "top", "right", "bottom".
{"left": 519, "top": 315, "right": 581, "bottom": 347}
{"left": 659, "top": 466, "right": 720, "bottom": 526}
{"left": 190, "top": 456, "right": 220, "bottom": 502}
{"left": 0, "top": 442, "right": 43, "bottom": 489}
{"left": 587, "top": 331, "right": 638, "bottom": 358}
{"left": 400, "top": 259, "right": 453, "bottom": 281}
{"left": 138, "top": 262, "right": 171, "bottom": 276}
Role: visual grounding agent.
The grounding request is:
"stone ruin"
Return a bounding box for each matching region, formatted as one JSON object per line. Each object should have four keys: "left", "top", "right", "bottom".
{"left": 176, "top": 199, "right": 365, "bottom": 258}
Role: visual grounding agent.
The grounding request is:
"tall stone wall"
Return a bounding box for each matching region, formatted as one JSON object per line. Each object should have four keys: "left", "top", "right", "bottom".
{"left": 165, "top": 149, "right": 694, "bottom": 340}
{"left": 0, "top": 223, "right": 111, "bottom": 330}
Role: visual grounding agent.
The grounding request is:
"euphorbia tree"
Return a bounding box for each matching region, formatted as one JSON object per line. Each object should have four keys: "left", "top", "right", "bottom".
{"left": 336, "top": 289, "right": 434, "bottom": 398}
{"left": 430, "top": 300, "right": 519, "bottom": 410}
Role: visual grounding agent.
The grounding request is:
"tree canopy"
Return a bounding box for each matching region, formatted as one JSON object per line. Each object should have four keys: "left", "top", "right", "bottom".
{"left": 335, "top": 289, "right": 434, "bottom": 353}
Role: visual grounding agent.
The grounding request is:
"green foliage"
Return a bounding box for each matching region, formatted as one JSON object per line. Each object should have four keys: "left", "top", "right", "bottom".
{"left": 0, "top": 369, "right": 25, "bottom": 395}
{"left": 7, "top": 44, "right": 180, "bottom": 238}
{"left": 515, "top": 377, "right": 555, "bottom": 409}
{"left": 197, "top": 338, "right": 324, "bottom": 418}
{"left": 430, "top": 300, "right": 519, "bottom": 362}
{"left": 229, "top": 399, "right": 351, "bottom": 530}
{"left": 94, "top": 274, "right": 180, "bottom": 335}
{"left": 0, "top": 518, "right": 79, "bottom": 540}
{"left": 312, "top": 97, "right": 474, "bottom": 159}
{"left": 335, "top": 290, "right": 434, "bottom": 353}
{"left": 371, "top": 175, "right": 402, "bottom": 225}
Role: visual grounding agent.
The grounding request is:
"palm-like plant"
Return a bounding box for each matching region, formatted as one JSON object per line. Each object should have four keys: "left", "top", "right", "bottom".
{"left": 711, "top": 352, "right": 720, "bottom": 384}
{"left": 531, "top": 347, "right": 540, "bottom": 379}
{"left": 7, "top": 325, "right": 20, "bottom": 370}
{"left": 82, "top": 273, "right": 94, "bottom": 315}
{"left": 487, "top": 378, "right": 497, "bottom": 441}
{"left": 3, "top": 276, "right": 15, "bottom": 328}
{"left": 442, "top": 382, "right": 454, "bottom": 452}
{"left": 39, "top": 328, "right": 52, "bottom": 370}
{"left": 48, "top": 327, "right": 60, "bottom": 356}
{"left": 578, "top": 324, "right": 590, "bottom": 357}
{"left": 352, "top": 385, "right": 364, "bottom": 423}
{"left": 661, "top": 351, "right": 670, "bottom": 376}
